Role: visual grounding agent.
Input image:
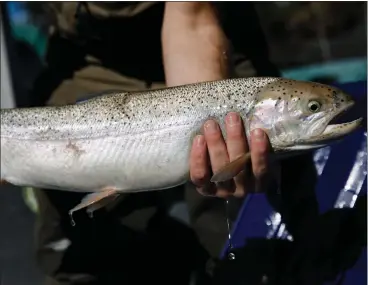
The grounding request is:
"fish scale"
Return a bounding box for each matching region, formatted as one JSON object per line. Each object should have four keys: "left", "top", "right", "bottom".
{"left": 0, "top": 77, "right": 362, "bottom": 216}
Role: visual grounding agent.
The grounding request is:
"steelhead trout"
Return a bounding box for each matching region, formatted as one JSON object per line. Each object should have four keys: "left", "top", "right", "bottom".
{"left": 0, "top": 77, "right": 362, "bottom": 218}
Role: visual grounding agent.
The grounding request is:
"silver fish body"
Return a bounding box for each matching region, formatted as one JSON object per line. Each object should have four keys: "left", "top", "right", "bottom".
{"left": 1, "top": 78, "right": 275, "bottom": 192}
{"left": 0, "top": 77, "right": 361, "bottom": 193}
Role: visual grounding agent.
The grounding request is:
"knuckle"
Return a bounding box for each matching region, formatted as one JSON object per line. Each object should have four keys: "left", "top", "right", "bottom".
{"left": 227, "top": 125, "right": 244, "bottom": 139}
{"left": 191, "top": 170, "right": 209, "bottom": 187}
{"left": 217, "top": 191, "right": 231, "bottom": 199}
{"left": 252, "top": 142, "right": 268, "bottom": 154}
{"left": 228, "top": 131, "right": 244, "bottom": 141}
{"left": 254, "top": 165, "right": 267, "bottom": 178}
{"left": 212, "top": 148, "right": 226, "bottom": 160}
{"left": 192, "top": 168, "right": 207, "bottom": 181}
{"left": 234, "top": 190, "right": 246, "bottom": 198}
{"left": 205, "top": 130, "right": 223, "bottom": 142}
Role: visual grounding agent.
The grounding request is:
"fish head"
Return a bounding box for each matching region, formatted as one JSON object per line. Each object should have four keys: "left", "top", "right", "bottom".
{"left": 246, "top": 79, "right": 362, "bottom": 154}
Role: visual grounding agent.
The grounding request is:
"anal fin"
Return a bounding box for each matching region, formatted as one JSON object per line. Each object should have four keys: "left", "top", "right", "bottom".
{"left": 210, "top": 153, "right": 251, "bottom": 183}
{"left": 69, "top": 188, "right": 118, "bottom": 226}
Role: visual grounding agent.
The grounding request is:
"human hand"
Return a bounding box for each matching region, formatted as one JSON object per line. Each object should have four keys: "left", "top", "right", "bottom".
{"left": 189, "top": 112, "right": 273, "bottom": 198}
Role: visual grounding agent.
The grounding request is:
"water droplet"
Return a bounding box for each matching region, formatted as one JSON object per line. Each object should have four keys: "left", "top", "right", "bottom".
{"left": 228, "top": 252, "right": 236, "bottom": 260}
{"left": 225, "top": 199, "right": 233, "bottom": 247}
{"left": 261, "top": 275, "right": 268, "bottom": 284}
{"left": 225, "top": 199, "right": 236, "bottom": 261}
{"left": 69, "top": 212, "right": 76, "bottom": 227}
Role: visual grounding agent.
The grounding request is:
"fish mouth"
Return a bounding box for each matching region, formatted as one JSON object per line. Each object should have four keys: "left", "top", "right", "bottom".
{"left": 305, "top": 101, "right": 363, "bottom": 144}
{"left": 317, "top": 117, "right": 363, "bottom": 140}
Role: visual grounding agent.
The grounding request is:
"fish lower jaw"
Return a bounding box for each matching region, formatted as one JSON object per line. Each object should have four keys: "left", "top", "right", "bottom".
{"left": 322, "top": 118, "right": 363, "bottom": 135}
{"left": 282, "top": 144, "right": 327, "bottom": 151}
{"left": 300, "top": 117, "right": 363, "bottom": 145}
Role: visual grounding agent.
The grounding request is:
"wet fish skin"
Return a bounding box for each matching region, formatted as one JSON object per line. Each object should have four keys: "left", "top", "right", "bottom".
{"left": 0, "top": 77, "right": 361, "bottom": 194}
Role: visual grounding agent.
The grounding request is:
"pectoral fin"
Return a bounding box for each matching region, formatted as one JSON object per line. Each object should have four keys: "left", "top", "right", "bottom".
{"left": 69, "top": 188, "right": 118, "bottom": 226}
{"left": 86, "top": 193, "right": 120, "bottom": 218}
{"left": 210, "top": 153, "right": 251, "bottom": 183}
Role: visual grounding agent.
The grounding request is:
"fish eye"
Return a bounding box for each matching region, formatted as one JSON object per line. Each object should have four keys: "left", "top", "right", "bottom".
{"left": 308, "top": 100, "right": 321, "bottom": 112}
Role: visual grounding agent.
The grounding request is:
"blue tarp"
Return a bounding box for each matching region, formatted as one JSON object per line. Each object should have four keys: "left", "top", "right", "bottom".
{"left": 221, "top": 81, "right": 367, "bottom": 285}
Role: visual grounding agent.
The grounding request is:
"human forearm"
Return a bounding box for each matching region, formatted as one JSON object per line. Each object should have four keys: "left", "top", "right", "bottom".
{"left": 161, "top": 2, "right": 230, "bottom": 87}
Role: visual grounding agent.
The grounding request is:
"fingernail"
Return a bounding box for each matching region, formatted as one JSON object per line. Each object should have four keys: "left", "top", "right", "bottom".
{"left": 196, "top": 135, "right": 205, "bottom": 146}
{"left": 204, "top": 120, "right": 218, "bottom": 134}
{"left": 252, "top": 129, "right": 265, "bottom": 141}
{"left": 226, "top": 112, "right": 240, "bottom": 126}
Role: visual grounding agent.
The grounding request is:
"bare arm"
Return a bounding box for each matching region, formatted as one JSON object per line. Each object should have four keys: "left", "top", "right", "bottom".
{"left": 161, "top": 2, "right": 230, "bottom": 86}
